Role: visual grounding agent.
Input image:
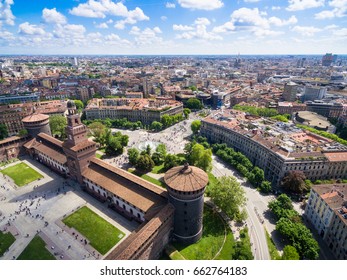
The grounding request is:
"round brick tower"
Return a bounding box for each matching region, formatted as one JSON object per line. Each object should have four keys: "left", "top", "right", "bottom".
{"left": 22, "top": 113, "right": 51, "bottom": 138}
{"left": 164, "top": 163, "right": 208, "bottom": 244}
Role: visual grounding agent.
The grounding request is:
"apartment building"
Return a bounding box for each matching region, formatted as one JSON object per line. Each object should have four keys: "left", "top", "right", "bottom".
{"left": 200, "top": 110, "right": 347, "bottom": 187}
{"left": 305, "top": 184, "right": 347, "bottom": 260}
{"left": 84, "top": 98, "right": 183, "bottom": 125}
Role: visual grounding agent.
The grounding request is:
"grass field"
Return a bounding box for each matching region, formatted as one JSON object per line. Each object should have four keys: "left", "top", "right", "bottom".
{"left": 1, "top": 162, "right": 43, "bottom": 187}
{"left": 265, "top": 230, "right": 281, "bottom": 260}
{"left": 63, "top": 206, "right": 125, "bottom": 254}
{"left": 17, "top": 235, "right": 55, "bottom": 260}
{"left": 152, "top": 164, "right": 165, "bottom": 174}
{"left": 129, "top": 169, "right": 166, "bottom": 188}
{"left": 0, "top": 231, "right": 16, "bottom": 256}
{"left": 172, "top": 206, "right": 233, "bottom": 260}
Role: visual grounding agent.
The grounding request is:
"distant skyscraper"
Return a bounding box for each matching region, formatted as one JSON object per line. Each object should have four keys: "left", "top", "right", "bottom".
{"left": 73, "top": 57, "right": 79, "bottom": 67}
{"left": 322, "top": 53, "right": 333, "bottom": 66}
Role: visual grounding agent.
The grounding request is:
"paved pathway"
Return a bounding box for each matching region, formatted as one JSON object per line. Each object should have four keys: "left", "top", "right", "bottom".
{"left": 0, "top": 157, "right": 137, "bottom": 260}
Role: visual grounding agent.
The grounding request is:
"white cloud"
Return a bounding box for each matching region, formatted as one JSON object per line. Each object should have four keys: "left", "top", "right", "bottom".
{"left": 96, "top": 22, "right": 108, "bottom": 28}
{"left": 292, "top": 25, "right": 322, "bottom": 36}
{"left": 70, "top": 0, "right": 149, "bottom": 28}
{"left": 212, "top": 21, "right": 235, "bottom": 33}
{"left": 272, "top": 6, "right": 281, "bottom": 10}
{"left": 176, "top": 17, "right": 222, "bottom": 41}
{"left": 253, "top": 29, "right": 283, "bottom": 37}
{"left": 332, "top": 27, "right": 347, "bottom": 36}
{"left": 315, "top": 10, "right": 336, "bottom": 19}
{"left": 173, "top": 24, "right": 195, "bottom": 31}
{"left": 0, "top": 30, "right": 14, "bottom": 41}
{"left": 53, "top": 23, "right": 86, "bottom": 39}
{"left": 177, "top": 0, "right": 224, "bottom": 10}
{"left": 42, "top": 8, "right": 67, "bottom": 24}
{"left": 230, "top": 8, "right": 270, "bottom": 29}
{"left": 161, "top": 16, "right": 167, "bottom": 21}
{"left": 153, "top": 27, "right": 162, "bottom": 33}
{"left": 213, "top": 8, "right": 296, "bottom": 38}
{"left": 18, "top": 22, "right": 46, "bottom": 35}
{"left": 113, "top": 7, "right": 149, "bottom": 29}
{"left": 315, "top": 0, "right": 347, "bottom": 19}
{"left": 194, "top": 17, "right": 211, "bottom": 26}
{"left": 244, "top": 0, "right": 261, "bottom": 2}
{"left": 166, "top": 2, "right": 176, "bottom": 8}
{"left": 268, "top": 15, "right": 298, "bottom": 26}
{"left": 0, "top": 0, "right": 15, "bottom": 27}
{"left": 286, "top": 0, "right": 324, "bottom": 11}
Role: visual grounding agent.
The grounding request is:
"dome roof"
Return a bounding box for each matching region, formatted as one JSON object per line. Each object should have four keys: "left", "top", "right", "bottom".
{"left": 22, "top": 113, "right": 49, "bottom": 123}
{"left": 67, "top": 100, "right": 76, "bottom": 108}
{"left": 164, "top": 164, "right": 208, "bottom": 193}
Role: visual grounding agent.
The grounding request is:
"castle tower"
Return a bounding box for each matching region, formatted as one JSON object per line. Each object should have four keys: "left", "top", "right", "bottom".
{"left": 164, "top": 163, "right": 208, "bottom": 244}
{"left": 22, "top": 113, "right": 51, "bottom": 138}
{"left": 62, "top": 100, "right": 96, "bottom": 184}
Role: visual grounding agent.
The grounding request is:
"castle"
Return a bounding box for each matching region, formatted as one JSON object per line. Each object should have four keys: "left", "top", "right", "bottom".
{"left": 22, "top": 100, "right": 208, "bottom": 260}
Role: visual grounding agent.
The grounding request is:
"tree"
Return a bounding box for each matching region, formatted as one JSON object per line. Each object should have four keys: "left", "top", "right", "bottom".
{"left": 282, "top": 245, "right": 300, "bottom": 260}
{"left": 187, "top": 143, "right": 212, "bottom": 172}
{"left": 0, "top": 124, "right": 8, "bottom": 140}
{"left": 49, "top": 115, "right": 67, "bottom": 139}
{"left": 208, "top": 176, "right": 247, "bottom": 221}
{"left": 156, "top": 143, "right": 167, "bottom": 157}
{"left": 276, "top": 218, "right": 319, "bottom": 259}
{"left": 150, "top": 121, "right": 163, "bottom": 131}
{"left": 183, "top": 108, "right": 191, "bottom": 119}
{"left": 248, "top": 167, "right": 264, "bottom": 187}
{"left": 161, "top": 114, "right": 173, "bottom": 128}
{"left": 136, "top": 154, "right": 154, "bottom": 173}
{"left": 268, "top": 194, "right": 299, "bottom": 221}
{"left": 259, "top": 180, "right": 272, "bottom": 193}
{"left": 73, "top": 100, "right": 84, "bottom": 111}
{"left": 281, "top": 171, "right": 308, "bottom": 194}
{"left": 186, "top": 98, "right": 203, "bottom": 110}
{"left": 18, "top": 129, "right": 28, "bottom": 137}
{"left": 105, "top": 136, "right": 123, "bottom": 156}
{"left": 163, "top": 154, "right": 181, "bottom": 170}
{"left": 128, "top": 148, "right": 139, "bottom": 166}
{"left": 88, "top": 122, "right": 106, "bottom": 143}
{"left": 191, "top": 120, "right": 201, "bottom": 134}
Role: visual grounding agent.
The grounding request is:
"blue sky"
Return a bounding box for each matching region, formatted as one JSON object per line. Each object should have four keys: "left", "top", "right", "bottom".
{"left": 0, "top": 0, "right": 346, "bottom": 55}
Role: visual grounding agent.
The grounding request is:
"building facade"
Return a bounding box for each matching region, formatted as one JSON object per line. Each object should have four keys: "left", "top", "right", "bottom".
{"left": 305, "top": 184, "right": 347, "bottom": 260}
{"left": 84, "top": 98, "right": 183, "bottom": 125}
{"left": 200, "top": 110, "right": 347, "bottom": 187}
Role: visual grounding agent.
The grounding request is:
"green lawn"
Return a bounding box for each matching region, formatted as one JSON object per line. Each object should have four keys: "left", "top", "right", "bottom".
{"left": 265, "top": 230, "right": 281, "bottom": 260}
{"left": 152, "top": 164, "right": 165, "bottom": 174}
{"left": 172, "top": 206, "right": 232, "bottom": 260}
{"left": 128, "top": 169, "right": 166, "bottom": 188}
{"left": 95, "top": 153, "right": 103, "bottom": 159}
{"left": 17, "top": 235, "right": 55, "bottom": 260}
{"left": 0, "top": 162, "right": 43, "bottom": 187}
{"left": 63, "top": 206, "right": 125, "bottom": 254}
{"left": 0, "top": 231, "right": 16, "bottom": 256}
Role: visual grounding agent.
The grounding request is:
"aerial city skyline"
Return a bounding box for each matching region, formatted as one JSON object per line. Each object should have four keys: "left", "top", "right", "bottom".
{"left": 0, "top": 0, "right": 346, "bottom": 55}
{"left": 0, "top": 0, "right": 346, "bottom": 266}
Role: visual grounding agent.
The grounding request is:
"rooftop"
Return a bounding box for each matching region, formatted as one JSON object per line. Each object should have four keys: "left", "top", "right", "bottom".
{"left": 83, "top": 158, "right": 167, "bottom": 218}
{"left": 164, "top": 164, "right": 208, "bottom": 192}
{"left": 22, "top": 113, "right": 49, "bottom": 123}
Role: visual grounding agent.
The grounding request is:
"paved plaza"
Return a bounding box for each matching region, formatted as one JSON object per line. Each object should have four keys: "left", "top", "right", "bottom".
{"left": 0, "top": 158, "right": 138, "bottom": 260}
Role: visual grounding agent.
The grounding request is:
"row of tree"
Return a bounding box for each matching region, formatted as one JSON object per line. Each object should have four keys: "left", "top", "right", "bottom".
{"left": 268, "top": 194, "right": 320, "bottom": 259}
{"left": 233, "top": 104, "right": 291, "bottom": 121}
{"left": 212, "top": 143, "right": 272, "bottom": 193}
